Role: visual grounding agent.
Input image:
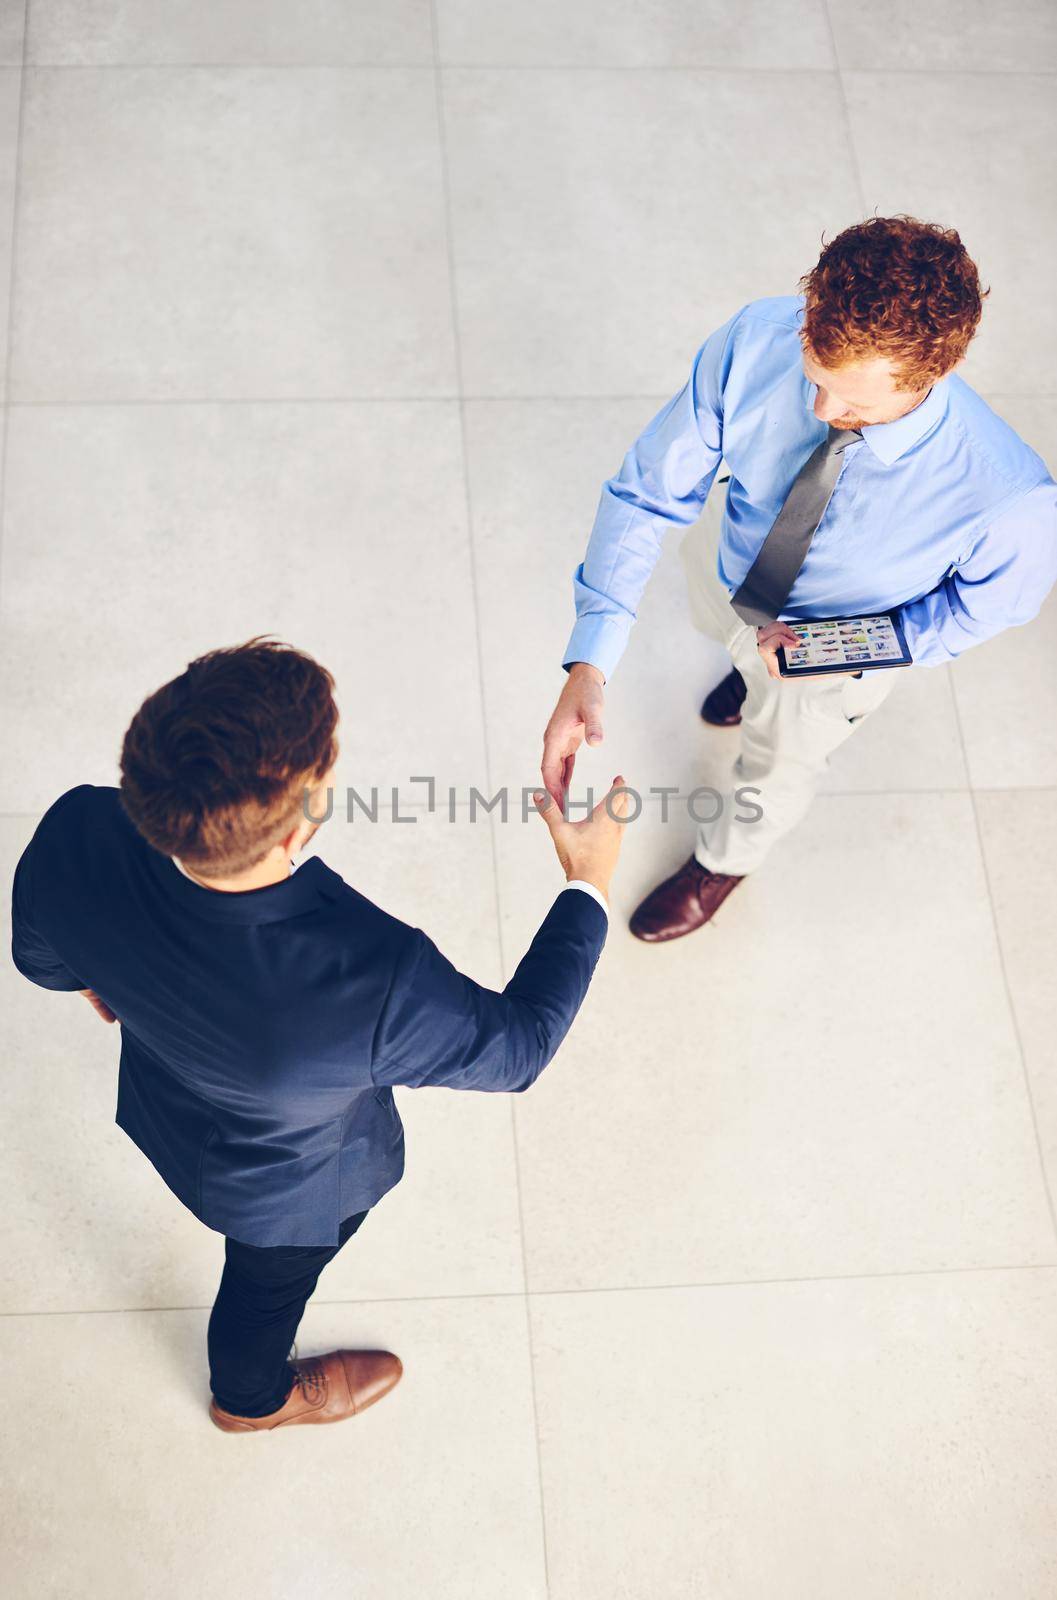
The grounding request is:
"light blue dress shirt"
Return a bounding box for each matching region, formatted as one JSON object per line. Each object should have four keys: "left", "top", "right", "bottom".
{"left": 564, "top": 296, "right": 1057, "bottom": 675}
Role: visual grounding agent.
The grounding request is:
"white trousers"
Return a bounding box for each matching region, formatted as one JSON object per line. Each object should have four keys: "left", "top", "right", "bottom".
{"left": 679, "top": 484, "right": 899, "bottom": 876}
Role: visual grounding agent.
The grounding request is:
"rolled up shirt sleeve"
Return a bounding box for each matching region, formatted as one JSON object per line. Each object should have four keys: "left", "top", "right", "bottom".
{"left": 562, "top": 306, "right": 745, "bottom": 680}
{"left": 899, "top": 478, "right": 1057, "bottom": 665}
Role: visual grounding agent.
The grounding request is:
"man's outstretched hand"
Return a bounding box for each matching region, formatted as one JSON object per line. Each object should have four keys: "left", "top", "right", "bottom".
{"left": 533, "top": 775, "right": 630, "bottom": 903}
{"left": 541, "top": 662, "right": 606, "bottom": 804}
{"left": 80, "top": 988, "right": 117, "bottom": 1024}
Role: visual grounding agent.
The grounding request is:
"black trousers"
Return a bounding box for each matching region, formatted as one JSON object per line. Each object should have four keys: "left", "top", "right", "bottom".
{"left": 207, "top": 1210, "right": 370, "bottom": 1417}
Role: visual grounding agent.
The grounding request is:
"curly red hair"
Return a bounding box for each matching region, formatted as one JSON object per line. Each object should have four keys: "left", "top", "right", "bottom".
{"left": 798, "top": 215, "right": 989, "bottom": 391}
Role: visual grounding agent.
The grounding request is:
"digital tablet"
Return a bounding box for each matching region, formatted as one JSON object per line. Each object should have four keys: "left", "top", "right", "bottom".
{"left": 777, "top": 611, "right": 912, "bottom": 678}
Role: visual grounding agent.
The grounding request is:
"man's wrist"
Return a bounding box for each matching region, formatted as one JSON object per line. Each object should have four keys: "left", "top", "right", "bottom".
{"left": 565, "top": 870, "right": 610, "bottom": 902}
{"left": 567, "top": 660, "right": 605, "bottom": 687}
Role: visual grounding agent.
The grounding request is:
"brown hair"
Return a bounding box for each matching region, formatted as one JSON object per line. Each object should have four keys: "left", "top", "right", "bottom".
{"left": 120, "top": 638, "right": 338, "bottom": 878}
{"left": 798, "top": 215, "right": 989, "bottom": 390}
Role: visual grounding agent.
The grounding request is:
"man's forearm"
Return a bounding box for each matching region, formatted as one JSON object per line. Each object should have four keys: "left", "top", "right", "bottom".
{"left": 562, "top": 579, "right": 635, "bottom": 681}
{"left": 497, "top": 889, "right": 609, "bottom": 1091}
{"left": 560, "top": 324, "right": 735, "bottom": 679}
{"left": 901, "top": 484, "right": 1057, "bottom": 665}
{"left": 899, "top": 569, "right": 1050, "bottom": 665}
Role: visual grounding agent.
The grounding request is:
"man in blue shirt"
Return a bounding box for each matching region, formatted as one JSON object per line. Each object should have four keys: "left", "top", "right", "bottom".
{"left": 12, "top": 639, "right": 626, "bottom": 1430}
{"left": 541, "top": 216, "right": 1057, "bottom": 943}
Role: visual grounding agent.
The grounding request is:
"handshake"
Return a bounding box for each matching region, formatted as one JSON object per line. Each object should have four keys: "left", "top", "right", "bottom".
{"left": 534, "top": 661, "right": 629, "bottom": 905}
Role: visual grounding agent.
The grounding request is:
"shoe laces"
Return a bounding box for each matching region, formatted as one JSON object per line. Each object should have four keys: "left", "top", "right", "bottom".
{"left": 291, "top": 1358, "right": 326, "bottom": 1405}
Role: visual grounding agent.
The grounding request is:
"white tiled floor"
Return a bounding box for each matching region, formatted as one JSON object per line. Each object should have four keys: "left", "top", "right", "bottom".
{"left": 1, "top": 3, "right": 1055, "bottom": 1597}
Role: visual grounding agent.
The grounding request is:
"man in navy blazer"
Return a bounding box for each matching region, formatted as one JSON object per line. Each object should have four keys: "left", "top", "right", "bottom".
{"left": 11, "top": 638, "right": 627, "bottom": 1432}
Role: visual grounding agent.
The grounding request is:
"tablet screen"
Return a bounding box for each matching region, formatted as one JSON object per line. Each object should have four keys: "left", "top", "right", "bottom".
{"left": 781, "top": 613, "right": 910, "bottom": 673}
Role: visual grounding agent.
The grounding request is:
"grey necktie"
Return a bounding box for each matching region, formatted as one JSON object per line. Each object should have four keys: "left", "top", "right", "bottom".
{"left": 730, "top": 424, "right": 862, "bottom": 626}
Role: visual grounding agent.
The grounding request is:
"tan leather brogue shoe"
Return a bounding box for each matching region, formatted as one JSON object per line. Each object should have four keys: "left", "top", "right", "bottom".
{"left": 629, "top": 856, "right": 744, "bottom": 943}
{"left": 209, "top": 1349, "right": 402, "bottom": 1432}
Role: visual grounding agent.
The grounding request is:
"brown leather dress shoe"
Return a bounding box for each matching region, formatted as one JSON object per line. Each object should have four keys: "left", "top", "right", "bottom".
{"left": 209, "top": 1349, "right": 403, "bottom": 1432}
{"left": 629, "top": 856, "right": 743, "bottom": 943}
{"left": 700, "top": 667, "right": 747, "bottom": 726}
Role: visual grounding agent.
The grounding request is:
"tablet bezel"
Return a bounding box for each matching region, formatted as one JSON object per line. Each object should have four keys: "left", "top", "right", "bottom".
{"left": 776, "top": 611, "right": 912, "bottom": 678}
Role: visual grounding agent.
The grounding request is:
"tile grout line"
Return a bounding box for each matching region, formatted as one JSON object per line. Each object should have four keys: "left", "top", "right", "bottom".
{"left": 3, "top": 392, "right": 680, "bottom": 406}
{"left": 822, "top": 0, "right": 868, "bottom": 213}
{"left": 4, "top": 1256, "right": 1056, "bottom": 1319}
{"left": 945, "top": 668, "right": 1057, "bottom": 1246}
{"left": 11, "top": 61, "right": 1057, "bottom": 76}
{"left": 3, "top": 392, "right": 682, "bottom": 406}
{"left": 427, "top": 5, "right": 553, "bottom": 1594}
{"left": 0, "top": 0, "right": 28, "bottom": 611}
{"left": 3, "top": 392, "right": 1052, "bottom": 408}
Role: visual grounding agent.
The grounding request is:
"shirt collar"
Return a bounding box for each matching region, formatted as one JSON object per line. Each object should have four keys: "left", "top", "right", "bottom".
{"left": 172, "top": 854, "right": 299, "bottom": 881}
{"left": 803, "top": 375, "right": 950, "bottom": 465}
{"left": 149, "top": 850, "right": 330, "bottom": 924}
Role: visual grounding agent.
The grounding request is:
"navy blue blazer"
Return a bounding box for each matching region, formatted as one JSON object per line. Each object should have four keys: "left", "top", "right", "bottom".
{"left": 11, "top": 786, "right": 607, "bottom": 1246}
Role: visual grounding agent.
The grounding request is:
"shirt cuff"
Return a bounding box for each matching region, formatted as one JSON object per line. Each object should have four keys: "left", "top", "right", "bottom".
{"left": 561, "top": 611, "right": 630, "bottom": 682}
{"left": 561, "top": 880, "right": 610, "bottom": 921}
